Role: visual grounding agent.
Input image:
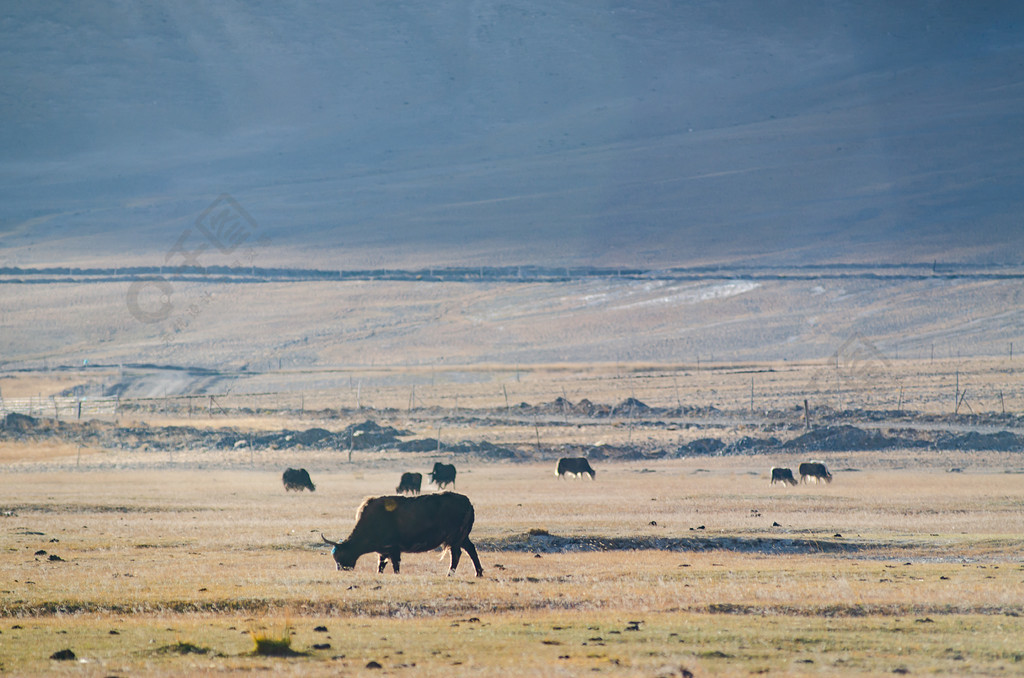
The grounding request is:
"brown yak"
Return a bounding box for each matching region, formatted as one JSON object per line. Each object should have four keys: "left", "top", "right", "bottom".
{"left": 799, "top": 461, "right": 833, "bottom": 484}
{"left": 770, "top": 467, "right": 797, "bottom": 486}
{"left": 396, "top": 471, "right": 422, "bottom": 494}
{"left": 282, "top": 467, "right": 315, "bottom": 492}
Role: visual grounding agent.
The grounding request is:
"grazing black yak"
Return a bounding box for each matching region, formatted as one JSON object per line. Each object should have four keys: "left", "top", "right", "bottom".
{"left": 770, "top": 467, "right": 797, "bottom": 486}
{"left": 321, "top": 492, "right": 483, "bottom": 577}
{"left": 799, "top": 461, "right": 833, "bottom": 484}
{"left": 429, "top": 462, "right": 457, "bottom": 489}
{"left": 556, "top": 457, "right": 596, "bottom": 479}
{"left": 396, "top": 471, "right": 422, "bottom": 494}
{"left": 282, "top": 468, "right": 315, "bottom": 492}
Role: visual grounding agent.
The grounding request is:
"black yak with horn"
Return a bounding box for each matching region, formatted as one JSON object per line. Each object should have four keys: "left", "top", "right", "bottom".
{"left": 321, "top": 492, "right": 483, "bottom": 577}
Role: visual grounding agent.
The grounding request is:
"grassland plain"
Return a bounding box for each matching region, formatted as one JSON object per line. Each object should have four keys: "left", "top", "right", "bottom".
{"left": 3, "top": 457, "right": 1024, "bottom": 676}
{"left": 2, "top": 359, "right": 1023, "bottom": 675}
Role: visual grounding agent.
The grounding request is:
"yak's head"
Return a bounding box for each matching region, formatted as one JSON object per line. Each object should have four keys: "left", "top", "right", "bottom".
{"left": 321, "top": 534, "right": 358, "bottom": 571}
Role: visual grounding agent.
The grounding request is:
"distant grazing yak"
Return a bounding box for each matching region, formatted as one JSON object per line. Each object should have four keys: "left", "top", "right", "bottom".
{"left": 770, "top": 467, "right": 797, "bottom": 486}
{"left": 430, "top": 462, "right": 457, "bottom": 489}
{"left": 556, "top": 457, "right": 596, "bottom": 479}
{"left": 282, "top": 468, "right": 315, "bottom": 492}
{"left": 396, "top": 471, "right": 422, "bottom": 494}
{"left": 799, "top": 461, "right": 833, "bottom": 484}
{"left": 321, "top": 492, "right": 483, "bottom": 577}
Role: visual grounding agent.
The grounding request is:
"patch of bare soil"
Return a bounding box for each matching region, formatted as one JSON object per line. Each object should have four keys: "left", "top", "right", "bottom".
{"left": 475, "top": 530, "right": 1002, "bottom": 563}
{"left": 478, "top": 530, "right": 870, "bottom": 555}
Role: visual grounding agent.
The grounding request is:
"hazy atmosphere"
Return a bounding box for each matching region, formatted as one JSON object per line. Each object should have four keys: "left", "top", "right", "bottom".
{"left": 4, "top": 1, "right": 1019, "bottom": 383}
{"left": 2, "top": 1, "right": 1023, "bottom": 380}
{"left": 2, "top": 1, "right": 1023, "bottom": 270}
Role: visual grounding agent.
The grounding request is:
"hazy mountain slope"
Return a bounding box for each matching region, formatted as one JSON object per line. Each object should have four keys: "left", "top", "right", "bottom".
{"left": 1, "top": 1, "right": 1022, "bottom": 268}
{"left": 3, "top": 277, "right": 1020, "bottom": 378}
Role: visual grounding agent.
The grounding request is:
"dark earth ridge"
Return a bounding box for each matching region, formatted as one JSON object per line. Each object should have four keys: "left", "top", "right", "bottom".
{"left": 3, "top": 403, "right": 1022, "bottom": 462}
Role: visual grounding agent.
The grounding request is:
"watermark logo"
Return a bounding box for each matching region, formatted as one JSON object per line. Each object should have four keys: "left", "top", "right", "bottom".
{"left": 126, "top": 193, "right": 263, "bottom": 333}
{"left": 194, "top": 193, "right": 257, "bottom": 256}
{"left": 125, "top": 276, "right": 175, "bottom": 323}
{"left": 804, "top": 333, "right": 899, "bottom": 408}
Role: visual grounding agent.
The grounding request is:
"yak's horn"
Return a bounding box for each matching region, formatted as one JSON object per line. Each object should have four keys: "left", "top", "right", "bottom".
{"left": 321, "top": 533, "right": 339, "bottom": 546}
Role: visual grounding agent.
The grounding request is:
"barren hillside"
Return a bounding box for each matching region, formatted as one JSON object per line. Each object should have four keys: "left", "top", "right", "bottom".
{"left": 1, "top": 1, "right": 1022, "bottom": 269}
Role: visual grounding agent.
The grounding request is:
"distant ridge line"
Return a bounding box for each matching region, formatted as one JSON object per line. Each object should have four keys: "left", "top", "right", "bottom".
{"left": 1, "top": 263, "right": 1022, "bottom": 284}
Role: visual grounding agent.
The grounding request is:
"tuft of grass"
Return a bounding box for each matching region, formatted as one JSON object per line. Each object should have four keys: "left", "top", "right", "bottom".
{"left": 250, "top": 625, "right": 304, "bottom": 657}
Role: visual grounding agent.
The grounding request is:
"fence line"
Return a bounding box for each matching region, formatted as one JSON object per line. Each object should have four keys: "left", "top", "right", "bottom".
{"left": 0, "top": 396, "right": 118, "bottom": 418}
{"left": 1, "top": 361, "right": 1019, "bottom": 420}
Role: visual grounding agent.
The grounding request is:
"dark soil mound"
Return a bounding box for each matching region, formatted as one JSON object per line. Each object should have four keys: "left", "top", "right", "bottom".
{"left": 573, "top": 398, "right": 606, "bottom": 416}
{"left": 935, "top": 430, "right": 1022, "bottom": 451}
{"left": 395, "top": 438, "right": 440, "bottom": 452}
{"left": 677, "top": 438, "right": 726, "bottom": 456}
{"left": 341, "top": 420, "right": 408, "bottom": 449}
{"left": 293, "top": 427, "right": 332, "bottom": 446}
{"left": 722, "top": 436, "right": 781, "bottom": 454}
{"left": 611, "top": 397, "right": 650, "bottom": 416}
{"left": 2, "top": 412, "right": 39, "bottom": 432}
{"left": 446, "top": 440, "right": 521, "bottom": 460}
{"left": 785, "top": 425, "right": 904, "bottom": 451}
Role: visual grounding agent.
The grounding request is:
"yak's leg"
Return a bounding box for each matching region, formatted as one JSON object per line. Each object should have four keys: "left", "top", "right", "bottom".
{"left": 377, "top": 554, "right": 389, "bottom": 573}
{"left": 447, "top": 545, "right": 462, "bottom": 576}
{"left": 462, "top": 538, "right": 484, "bottom": 578}
{"left": 391, "top": 552, "right": 401, "bottom": 573}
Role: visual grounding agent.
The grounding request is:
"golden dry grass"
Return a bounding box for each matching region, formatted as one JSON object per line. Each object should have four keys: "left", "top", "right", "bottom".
{"left": 4, "top": 354, "right": 1021, "bottom": 424}
{"left": 2, "top": 352, "right": 1023, "bottom": 675}
{"left": 2, "top": 458, "right": 1024, "bottom": 675}
{"left": 5, "top": 611, "right": 1024, "bottom": 677}
{"left": 0, "top": 440, "right": 103, "bottom": 464}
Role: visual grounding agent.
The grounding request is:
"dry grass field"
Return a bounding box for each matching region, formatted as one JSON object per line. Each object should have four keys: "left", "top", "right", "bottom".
{"left": 2, "top": 358, "right": 1024, "bottom": 675}
{"left": 3, "top": 364, "right": 1024, "bottom": 678}
{"left": 5, "top": 3, "right": 1024, "bottom": 672}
